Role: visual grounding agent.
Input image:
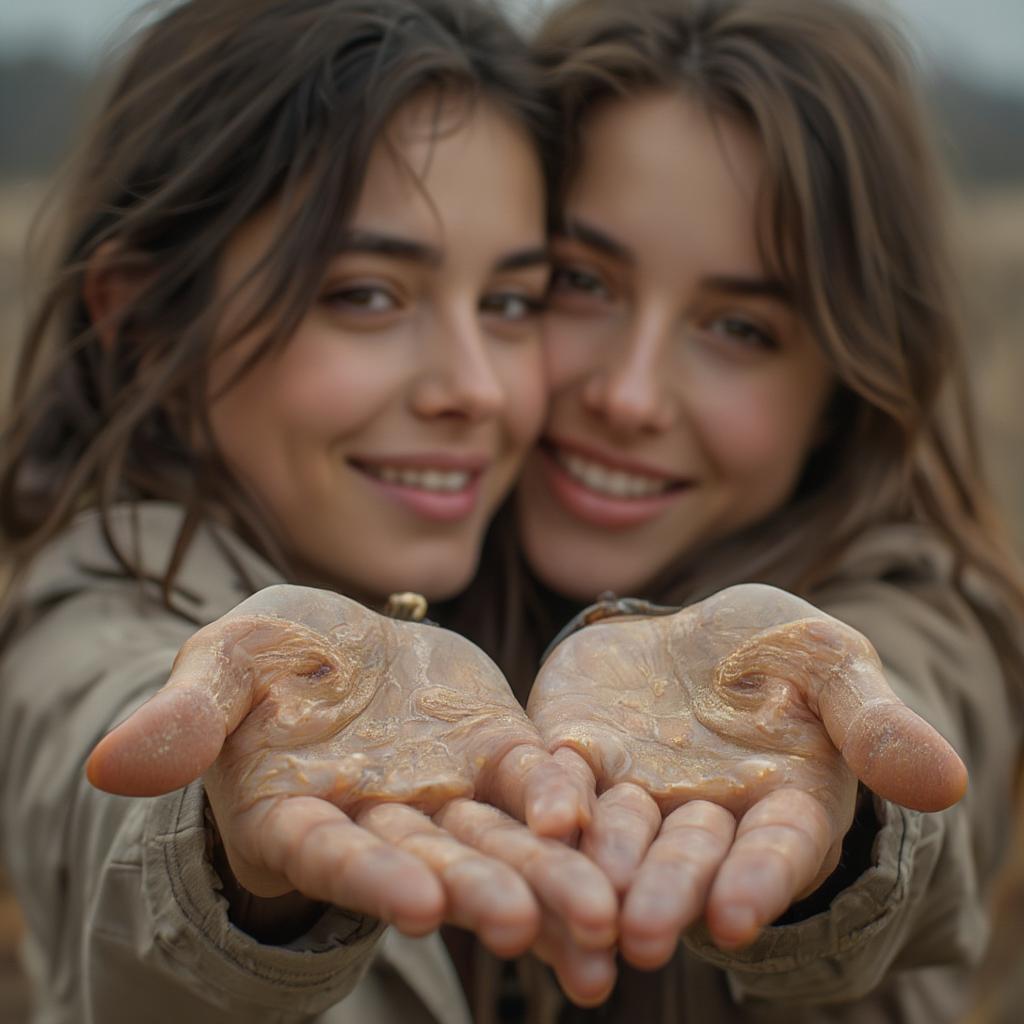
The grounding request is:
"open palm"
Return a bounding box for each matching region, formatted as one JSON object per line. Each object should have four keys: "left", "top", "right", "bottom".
{"left": 87, "top": 585, "right": 618, "bottom": 1003}
{"left": 528, "top": 584, "right": 967, "bottom": 966}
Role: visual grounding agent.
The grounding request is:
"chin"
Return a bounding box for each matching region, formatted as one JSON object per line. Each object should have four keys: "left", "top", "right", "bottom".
{"left": 528, "top": 557, "right": 614, "bottom": 604}
{"left": 416, "top": 574, "right": 474, "bottom": 603}
{"left": 380, "top": 556, "right": 478, "bottom": 606}
{"left": 524, "top": 536, "right": 658, "bottom": 604}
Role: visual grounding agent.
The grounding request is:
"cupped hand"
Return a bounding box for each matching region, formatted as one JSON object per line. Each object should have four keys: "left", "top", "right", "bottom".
{"left": 528, "top": 583, "right": 968, "bottom": 966}
{"left": 87, "top": 585, "right": 617, "bottom": 1003}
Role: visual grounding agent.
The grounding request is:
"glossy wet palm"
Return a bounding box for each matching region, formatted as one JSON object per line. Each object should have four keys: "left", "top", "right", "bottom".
{"left": 87, "top": 586, "right": 620, "bottom": 1005}
{"left": 208, "top": 609, "right": 541, "bottom": 814}
{"left": 532, "top": 609, "right": 850, "bottom": 816}
{"left": 529, "top": 584, "right": 967, "bottom": 963}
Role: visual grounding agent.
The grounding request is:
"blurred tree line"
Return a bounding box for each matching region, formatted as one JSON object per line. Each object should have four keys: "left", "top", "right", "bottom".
{"left": 3, "top": 49, "right": 1024, "bottom": 186}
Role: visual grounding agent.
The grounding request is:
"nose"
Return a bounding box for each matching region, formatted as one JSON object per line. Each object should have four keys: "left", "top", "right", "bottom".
{"left": 582, "top": 313, "right": 676, "bottom": 434}
{"left": 411, "top": 306, "right": 505, "bottom": 422}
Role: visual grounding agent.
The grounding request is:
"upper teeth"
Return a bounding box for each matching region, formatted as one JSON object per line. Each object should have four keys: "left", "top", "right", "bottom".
{"left": 558, "top": 450, "right": 670, "bottom": 498}
{"left": 364, "top": 465, "right": 471, "bottom": 492}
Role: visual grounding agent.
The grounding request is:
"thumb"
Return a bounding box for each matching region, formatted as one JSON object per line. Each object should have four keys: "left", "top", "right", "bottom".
{"left": 86, "top": 619, "right": 263, "bottom": 796}
{"left": 825, "top": 693, "right": 967, "bottom": 813}
{"left": 807, "top": 624, "right": 968, "bottom": 812}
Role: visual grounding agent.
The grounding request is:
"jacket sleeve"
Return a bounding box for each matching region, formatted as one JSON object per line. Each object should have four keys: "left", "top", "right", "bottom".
{"left": 0, "top": 586, "right": 385, "bottom": 1023}
{"left": 682, "top": 572, "right": 1021, "bottom": 1004}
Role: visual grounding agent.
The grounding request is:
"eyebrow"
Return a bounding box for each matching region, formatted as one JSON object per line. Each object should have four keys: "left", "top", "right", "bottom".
{"left": 337, "top": 230, "right": 550, "bottom": 273}
{"left": 562, "top": 218, "right": 790, "bottom": 301}
{"left": 560, "top": 218, "right": 634, "bottom": 264}
{"left": 497, "top": 246, "right": 551, "bottom": 272}
{"left": 337, "top": 230, "right": 440, "bottom": 265}
{"left": 702, "top": 275, "right": 791, "bottom": 302}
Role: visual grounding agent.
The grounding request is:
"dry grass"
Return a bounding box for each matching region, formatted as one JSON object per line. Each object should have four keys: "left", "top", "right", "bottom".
{"left": 0, "top": 183, "right": 1022, "bottom": 1023}
{"left": 953, "top": 191, "right": 1024, "bottom": 549}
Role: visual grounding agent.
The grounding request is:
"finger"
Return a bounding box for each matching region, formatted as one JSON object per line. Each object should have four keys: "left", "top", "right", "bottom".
{"left": 807, "top": 623, "right": 968, "bottom": 811}
{"left": 529, "top": 745, "right": 601, "bottom": 844}
{"left": 255, "top": 797, "right": 445, "bottom": 935}
{"left": 434, "top": 799, "right": 617, "bottom": 951}
{"left": 358, "top": 803, "right": 539, "bottom": 957}
{"left": 579, "top": 783, "right": 661, "bottom": 894}
{"left": 552, "top": 745, "right": 600, "bottom": 793}
{"left": 479, "top": 743, "right": 594, "bottom": 842}
{"left": 531, "top": 915, "right": 617, "bottom": 1008}
{"left": 619, "top": 800, "right": 736, "bottom": 969}
{"left": 705, "top": 788, "right": 834, "bottom": 951}
{"left": 86, "top": 617, "right": 269, "bottom": 796}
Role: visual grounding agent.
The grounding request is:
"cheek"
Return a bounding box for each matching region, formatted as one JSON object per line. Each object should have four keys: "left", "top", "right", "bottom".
{"left": 274, "top": 336, "right": 393, "bottom": 423}
{"left": 695, "top": 385, "right": 822, "bottom": 482}
{"left": 254, "top": 332, "right": 410, "bottom": 444}
{"left": 541, "top": 313, "right": 614, "bottom": 391}
{"left": 496, "top": 344, "right": 548, "bottom": 443}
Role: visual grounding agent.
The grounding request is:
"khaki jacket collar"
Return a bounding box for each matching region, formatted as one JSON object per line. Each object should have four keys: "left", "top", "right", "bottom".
{"left": 15, "top": 502, "right": 283, "bottom": 624}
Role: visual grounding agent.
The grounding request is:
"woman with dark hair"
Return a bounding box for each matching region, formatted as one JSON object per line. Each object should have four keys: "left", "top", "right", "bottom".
{"left": 0, "top": 0, "right": 619, "bottom": 1019}
{"left": 488, "top": 0, "right": 1024, "bottom": 1018}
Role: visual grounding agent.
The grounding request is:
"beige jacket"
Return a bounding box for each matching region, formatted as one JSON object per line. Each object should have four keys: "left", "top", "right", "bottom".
{"left": 1, "top": 503, "right": 1020, "bottom": 1023}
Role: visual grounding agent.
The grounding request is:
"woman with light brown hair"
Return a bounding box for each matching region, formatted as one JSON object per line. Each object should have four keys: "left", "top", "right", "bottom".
{"left": 487, "top": 0, "right": 1024, "bottom": 1018}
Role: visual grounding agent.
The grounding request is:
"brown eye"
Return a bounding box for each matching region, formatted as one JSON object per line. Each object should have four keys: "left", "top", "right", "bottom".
{"left": 549, "top": 265, "right": 611, "bottom": 301}
{"left": 709, "top": 315, "right": 778, "bottom": 350}
{"left": 480, "top": 291, "right": 543, "bottom": 322}
{"left": 322, "top": 284, "right": 398, "bottom": 313}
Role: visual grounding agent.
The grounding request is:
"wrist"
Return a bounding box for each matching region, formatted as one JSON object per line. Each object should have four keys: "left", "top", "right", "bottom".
{"left": 543, "top": 592, "right": 680, "bottom": 664}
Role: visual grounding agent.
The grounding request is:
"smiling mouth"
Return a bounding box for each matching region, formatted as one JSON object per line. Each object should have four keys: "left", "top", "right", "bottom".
{"left": 551, "top": 445, "right": 679, "bottom": 499}
{"left": 353, "top": 462, "right": 474, "bottom": 493}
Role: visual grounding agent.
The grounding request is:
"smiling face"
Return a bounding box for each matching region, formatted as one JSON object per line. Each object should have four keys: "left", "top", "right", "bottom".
{"left": 209, "top": 95, "right": 548, "bottom": 603}
{"left": 517, "top": 91, "right": 834, "bottom": 602}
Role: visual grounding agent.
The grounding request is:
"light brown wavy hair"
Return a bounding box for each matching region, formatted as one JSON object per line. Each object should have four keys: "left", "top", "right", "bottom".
{"left": 0, "top": 0, "right": 551, "bottom": 607}
{"left": 461, "top": 0, "right": 1024, "bottom": 691}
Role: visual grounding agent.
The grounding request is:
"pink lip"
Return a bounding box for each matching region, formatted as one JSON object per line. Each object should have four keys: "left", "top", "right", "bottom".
{"left": 545, "top": 436, "right": 681, "bottom": 483}
{"left": 538, "top": 445, "right": 690, "bottom": 530}
{"left": 349, "top": 455, "right": 487, "bottom": 524}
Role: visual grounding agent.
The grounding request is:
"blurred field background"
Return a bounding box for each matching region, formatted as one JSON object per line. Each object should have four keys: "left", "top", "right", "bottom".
{"left": 0, "top": 1, "right": 1022, "bottom": 1022}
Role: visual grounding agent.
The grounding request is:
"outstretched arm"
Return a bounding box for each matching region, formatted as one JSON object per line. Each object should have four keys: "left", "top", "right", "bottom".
{"left": 528, "top": 583, "right": 967, "bottom": 967}
{"left": 88, "top": 584, "right": 618, "bottom": 1006}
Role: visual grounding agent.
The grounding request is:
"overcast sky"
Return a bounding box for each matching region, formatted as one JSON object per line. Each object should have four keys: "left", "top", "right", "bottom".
{"left": 2, "top": 0, "right": 1023, "bottom": 95}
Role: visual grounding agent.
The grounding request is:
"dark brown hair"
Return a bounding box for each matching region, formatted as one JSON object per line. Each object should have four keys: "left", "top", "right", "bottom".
{"left": 460, "top": 0, "right": 1024, "bottom": 692}
{"left": 0, "top": 0, "right": 549, "bottom": 602}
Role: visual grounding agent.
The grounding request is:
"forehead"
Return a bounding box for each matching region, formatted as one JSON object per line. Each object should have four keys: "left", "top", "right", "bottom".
{"left": 349, "top": 94, "right": 547, "bottom": 249}
{"left": 223, "top": 95, "right": 546, "bottom": 276}
{"left": 567, "top": 91, "right": 767, "bottom": 275}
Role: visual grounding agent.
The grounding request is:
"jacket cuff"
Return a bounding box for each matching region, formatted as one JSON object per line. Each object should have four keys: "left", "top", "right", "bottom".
{"left": 683, "top": 795, "right": 921, "bottom": 1004}
{"left": 142, "top": 781, "right": 385, "bottom": 1014}
{"left": 542, "top": 594, "right": 680, "bottom": 664}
